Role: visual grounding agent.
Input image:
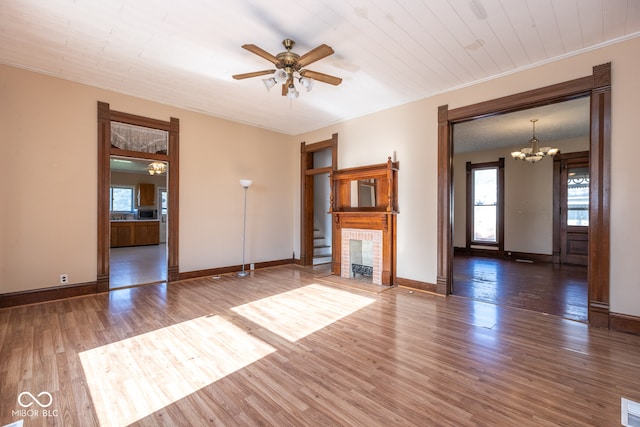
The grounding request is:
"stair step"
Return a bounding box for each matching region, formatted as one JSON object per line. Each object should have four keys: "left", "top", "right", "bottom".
{"left": 313, "top": 255, "right": 332, "bottom": 265}
{"left": 314, "top": 247, "right": 331, "bottom": 256}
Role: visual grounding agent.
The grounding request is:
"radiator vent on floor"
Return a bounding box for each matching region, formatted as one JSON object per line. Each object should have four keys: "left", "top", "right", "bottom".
{"left": 622, "top": 397, "right": 640, "bottom": 427}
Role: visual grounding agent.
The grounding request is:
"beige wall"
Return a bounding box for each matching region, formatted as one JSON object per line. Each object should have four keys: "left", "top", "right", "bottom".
{"left": 2, "top": 36, "right": 640, "bottom": 318}
{"left": 295, "top": 37, "right": 640, "bottom": 317}
{"left": 453, "top": 137, "right": 589, "bottom": 254}
{"left": 0, "top": 64, "right": 296, "bottom": 293}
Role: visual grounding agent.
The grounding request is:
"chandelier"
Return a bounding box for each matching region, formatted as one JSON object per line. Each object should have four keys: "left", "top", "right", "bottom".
{"left": 147, "top": 161, "right": 166, "bottom": 175}
{"left": 511, "top": 119, "right": 559, "bottom": 163}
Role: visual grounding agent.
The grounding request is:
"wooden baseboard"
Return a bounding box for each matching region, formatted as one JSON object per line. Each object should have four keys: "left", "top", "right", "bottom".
{"left": 505, "top": 251, "right": 553, "bottom": 263}
{"left": 1, "top": 259, "right": 295, "bottom": 309}
{"left": 454, "top": 247, "right": 553, "bottom": 263}
{"left": 177, "top": 258, "right": 294, "bottom": 281}
{"left": 610, "top": 312, "right": 640, "bottom": 335}
{"left": 0, "top": 282, "right": 98, "bottom": 309}
{"left": 396, "top": 276, "right": 438, "bottom": 294}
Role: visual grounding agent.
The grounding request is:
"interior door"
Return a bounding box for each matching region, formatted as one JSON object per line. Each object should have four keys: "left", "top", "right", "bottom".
{"left": 560, "top": 154, "right": 589, "bottom": 266}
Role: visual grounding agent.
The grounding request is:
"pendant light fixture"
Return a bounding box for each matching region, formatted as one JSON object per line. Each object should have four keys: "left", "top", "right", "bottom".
{"left": 511, "top": 119, "right": 559, "bottom": 163}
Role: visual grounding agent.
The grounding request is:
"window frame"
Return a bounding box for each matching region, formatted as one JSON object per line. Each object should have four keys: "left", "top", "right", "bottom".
{"left": 465, "top": 158, "right": 505, "bottom": 253}
{"left": 109, "top": 185, "right": 135, "bottom": 213}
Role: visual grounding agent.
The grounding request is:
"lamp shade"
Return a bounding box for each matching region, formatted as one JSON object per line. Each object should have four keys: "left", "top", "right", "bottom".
{"left": 240, "top": 179, "right": 253, "bottom": 188}
{"left": 262, "top": 77, "right": 276, "bottom": 91}
{"left": 299, "top": 76, "right": 314, "bottom": 92}
{"left": 273, "top": 69, "right": 288, "bottom": 84}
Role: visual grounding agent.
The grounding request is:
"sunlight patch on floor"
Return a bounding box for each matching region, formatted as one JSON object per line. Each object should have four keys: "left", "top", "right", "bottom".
{"left": 231, "top": 283, "right": 375, "bottom": 342}
{"left": 79, "top": 315, "right": 275, "bottom": 427}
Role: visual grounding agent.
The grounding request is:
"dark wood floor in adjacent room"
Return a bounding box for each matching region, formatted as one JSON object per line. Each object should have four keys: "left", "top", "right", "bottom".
{"left": 1, "top": 265, "right": 637, "bottom": 426}
{"left": 452, "top": 254, "right": 588, "bottom": 322}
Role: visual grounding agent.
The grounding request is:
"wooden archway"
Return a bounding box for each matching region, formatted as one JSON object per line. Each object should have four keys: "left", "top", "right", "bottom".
{"left": 97, "top": 102, "right": 180, "bottom": 292}
{"left": 437, "top": 63, "right": 611, "bottom": 328}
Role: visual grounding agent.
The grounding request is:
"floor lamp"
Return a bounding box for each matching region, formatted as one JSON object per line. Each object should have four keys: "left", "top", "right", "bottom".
{"left": 238, "top": 179, "right": 253, "bottom": 277}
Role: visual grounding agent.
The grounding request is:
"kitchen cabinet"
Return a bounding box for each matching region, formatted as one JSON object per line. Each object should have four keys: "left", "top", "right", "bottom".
{"left": 137, "top": 183, "right": 155, "bottom": 207}
{"left": 111, "top": 222, "right": 135, "bottom": 247}
{"left": 110, "top": 221, "right": 159, "bottom": 247}
{"left": 135, "top": 221, "right": 160, "bottom": 245}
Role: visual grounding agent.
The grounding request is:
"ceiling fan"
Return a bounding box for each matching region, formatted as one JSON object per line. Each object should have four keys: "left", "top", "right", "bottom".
{"left": 232, "top": 39, "right": 342, "bottom": 99}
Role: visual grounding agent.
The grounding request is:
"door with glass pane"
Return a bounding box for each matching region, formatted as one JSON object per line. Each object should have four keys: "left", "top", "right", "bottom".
{"left": 560, "top": 154, "right": 589, "bottom": 266}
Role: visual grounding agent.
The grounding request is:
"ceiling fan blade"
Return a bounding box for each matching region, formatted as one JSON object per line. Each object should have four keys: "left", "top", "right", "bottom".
{"left": 296, "top": 44, "right": 334, "bottom": 68}
{"left": 241, "top": 44, "right": 280, "bottom": 65}
{"left": 232, "top": 69, "right": 276, "bottom": 80}
{"left": 300, "top": 69, "right": 342, "bottom": 86}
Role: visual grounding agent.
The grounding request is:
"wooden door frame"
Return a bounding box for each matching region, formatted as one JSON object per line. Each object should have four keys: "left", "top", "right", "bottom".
{"left": 300, "top": 134, "right": 338, "bottom": 266}
{"left": 97, "top": 102, "right": 180, "bottom": 292}
{"left": 438, "top": 63, "right": 611, "bottom": 328}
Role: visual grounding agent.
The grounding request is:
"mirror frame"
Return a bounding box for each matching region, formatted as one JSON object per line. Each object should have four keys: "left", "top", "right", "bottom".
{"left": 437, "top": 63, "right": 611, "bottom": 328}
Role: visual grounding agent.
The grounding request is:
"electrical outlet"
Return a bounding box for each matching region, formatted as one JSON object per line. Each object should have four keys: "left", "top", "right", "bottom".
{"left": 59, "top": 274, "right": 69, "bottom": 285}
{"left": 250, "top": 263, "right": 255, "bottom": 270}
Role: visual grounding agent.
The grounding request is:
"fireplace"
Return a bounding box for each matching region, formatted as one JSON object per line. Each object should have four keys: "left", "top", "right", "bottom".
{"left": 341, "top": 229, "right": 383, "bottom": 284}
{"left": 329, "top": 158, "right": 399, "bottom": 286}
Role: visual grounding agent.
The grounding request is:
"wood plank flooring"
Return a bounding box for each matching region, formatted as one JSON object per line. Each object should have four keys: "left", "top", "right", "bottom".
{"left": 452, "top": 254, "right": 588, "bottom": 322}
{"left": 109, "top": 243, "right": 167, "bottom": 289}
{"left": 1, "top": 265, "right": 639, "bottom": 426}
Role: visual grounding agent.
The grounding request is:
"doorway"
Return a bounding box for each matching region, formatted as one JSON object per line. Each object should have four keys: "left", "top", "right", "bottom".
{"left": 97, "top": 102, "right": 179, "bottom": 292}
{"left": 555, "top": 152, "right": 589, "bottom": 267}
{"left": 109, "top": 157, "right": 168, "bottom": 288}
{"left": 438, "top": 63, "right": 611, "bottom": 327}
{"left": 450, "top": 99, "right": 590, "bottom": 321}
{"left": 300, "top": 134, "right": 338, "bottom": 266}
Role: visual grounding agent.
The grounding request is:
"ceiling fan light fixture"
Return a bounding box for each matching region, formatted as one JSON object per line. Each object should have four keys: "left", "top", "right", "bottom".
{"left": 287, "top": 85, "right": 299, "bottom": 99}
{"left": 273, "top": 69, "right": 288, "bottom": 84}
{"left": 299, "top": 76, "right": 314, "bottom": 92}
{"left": 233, "top": 39, "right": 341, "bottom": 100}
{"left": 262, "top": 77, "right": 276, "bottom": 91}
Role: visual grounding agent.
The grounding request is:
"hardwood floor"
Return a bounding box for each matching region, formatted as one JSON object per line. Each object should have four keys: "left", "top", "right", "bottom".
{"left": 109, "top": 243, "right": 167, "bottom": 289}
{"left": 452, "top": 254, "right": 588, "bottom": 322}
{"left": 1, "top": 265, "right": 639, "bottom": 426}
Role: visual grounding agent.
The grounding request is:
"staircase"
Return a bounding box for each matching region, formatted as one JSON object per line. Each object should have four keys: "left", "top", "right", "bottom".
{"left": 313, "top": 228, "right": 332, "bottom": 265}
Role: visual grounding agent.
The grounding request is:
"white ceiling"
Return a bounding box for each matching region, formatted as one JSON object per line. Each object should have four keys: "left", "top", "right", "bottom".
{"left": 111, "top": 157, "right": 165, "bottom": 174}
{"left": 454, "top": 96, "right": 591, "bottom": 153}
{"left": 1, "top": 0, "right": 639, "bottom": 136}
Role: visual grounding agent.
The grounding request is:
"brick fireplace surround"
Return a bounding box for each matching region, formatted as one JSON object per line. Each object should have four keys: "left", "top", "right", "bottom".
{"left": 331, "top": 212, "right": 397, "bottom": 286}
{"left": 340, "top": 228, "right": 383, "bottom": 285}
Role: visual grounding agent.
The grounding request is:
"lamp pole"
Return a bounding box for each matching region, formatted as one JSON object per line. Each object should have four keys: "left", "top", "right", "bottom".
{"left": 238, "top": 179, "right": 252, "bottom": 277}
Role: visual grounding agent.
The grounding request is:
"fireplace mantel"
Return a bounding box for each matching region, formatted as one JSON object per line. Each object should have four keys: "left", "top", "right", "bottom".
{"left": 330, "top": 158, "right": 398, "bottom": 285}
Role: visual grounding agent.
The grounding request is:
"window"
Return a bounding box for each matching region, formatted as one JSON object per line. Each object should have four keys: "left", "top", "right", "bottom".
{"left": 472, "top": 168, "right": 498, "bottom": 242}
{"left": 566, "top": 167, "right": 589, "bottom": 226}
{"left": 110, "top": 186, "right": 134, "bottom": 212}
{"left": 160, "top": 190, "right": 168, "bottom": 215}
{"left": 466, "top": 159, "right": 504, "bottom": 251}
